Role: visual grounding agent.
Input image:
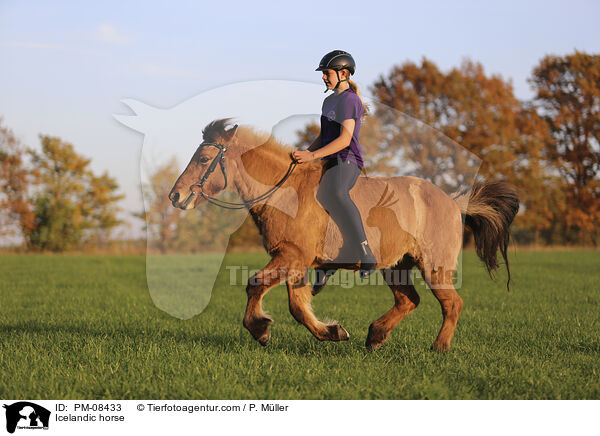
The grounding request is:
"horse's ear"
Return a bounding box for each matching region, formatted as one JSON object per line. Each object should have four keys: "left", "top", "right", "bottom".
{"left": 223, "top": 124, "right": 238, "bottom": 142}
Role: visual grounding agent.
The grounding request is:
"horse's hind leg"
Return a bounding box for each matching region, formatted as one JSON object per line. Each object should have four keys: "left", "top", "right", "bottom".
{"left": 366, "top": 258, "right": 420, "bottom": 349}
{"left": 287, "top": 278, "right": 350, "bottom": 342}
{"left": 243, "top": 242, "right": 307, "bottom": 346}
{"left": 422, "top": 267, "right": 463, "bottom": 352}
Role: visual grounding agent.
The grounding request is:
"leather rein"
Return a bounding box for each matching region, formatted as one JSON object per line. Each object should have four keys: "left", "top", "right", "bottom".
{"left": 181, "top": 142, "right": 300, "bottom": 210}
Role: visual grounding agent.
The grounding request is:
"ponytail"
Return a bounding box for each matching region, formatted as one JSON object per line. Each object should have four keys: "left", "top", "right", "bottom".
{"left": 348, "top": 79, "right": 369, "bottom": 116}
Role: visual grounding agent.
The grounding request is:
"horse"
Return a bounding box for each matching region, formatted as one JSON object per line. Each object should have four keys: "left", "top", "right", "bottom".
{"left": 168, "top": 118, "right": 519, "bottom": 352}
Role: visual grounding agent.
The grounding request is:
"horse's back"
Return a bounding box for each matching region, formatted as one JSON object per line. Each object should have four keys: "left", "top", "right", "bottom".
{"left": 351, "top": 174, "right": 463, "bottom": 271}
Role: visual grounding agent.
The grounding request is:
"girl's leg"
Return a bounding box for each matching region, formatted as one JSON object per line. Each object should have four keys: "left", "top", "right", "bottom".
{"left": 314, "top": 158, "right": 377, "bottom": 290}
{"left": 317, "top": 159, "right": 364, "bottom": 263}
{"left": 336, "top": 161, "right": 377, "bottom": 278}
{"left": 315, "top": 158, "right": 366, "bottom": 261}
{"left": 335, "top": 159, "right": 367, "bottom": 244}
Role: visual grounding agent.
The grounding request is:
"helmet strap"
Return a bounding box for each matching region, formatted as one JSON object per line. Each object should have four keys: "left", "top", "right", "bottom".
{"left": 331, "top": 70, "right": 348, "bottom": 92}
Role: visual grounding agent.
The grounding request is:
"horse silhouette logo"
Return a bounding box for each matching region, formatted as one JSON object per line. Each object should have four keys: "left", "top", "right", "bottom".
{"left": 3, "top": 402, "right": 50, "bottom": 433}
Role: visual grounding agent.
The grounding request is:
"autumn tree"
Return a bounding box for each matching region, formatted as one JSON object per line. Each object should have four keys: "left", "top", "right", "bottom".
{"left": 0, "top": 118, "right": 35, "bottom": 242}
{"left": 24, "top": 135, "right": 123, "bottom": 251}
{"left": 509, "top": 103, "right": 565, "bottom": 245}
{"left": 370, "top": 57, "right": 548, "bottom": 180}
{"left": 369, "top": 57, "right": 567, "bottom": 243}
{"left": 529, "top": 50, "right": 600, "bottom": 245}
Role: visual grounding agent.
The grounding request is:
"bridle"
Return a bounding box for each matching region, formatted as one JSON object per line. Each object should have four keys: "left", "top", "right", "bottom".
{"left": 180, "top": 141, "right": 300, "bottom": 210}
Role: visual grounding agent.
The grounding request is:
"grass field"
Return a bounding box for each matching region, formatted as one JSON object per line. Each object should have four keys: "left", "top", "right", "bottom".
{"left": 0, "top": 251, "right": 598, "bottom": 399}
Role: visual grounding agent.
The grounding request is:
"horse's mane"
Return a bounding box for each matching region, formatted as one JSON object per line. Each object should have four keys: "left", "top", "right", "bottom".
{"left": 202, "top": 118, "right": 323, "bottom": 172}
{"left": 202, "top": 118, "right": 236, "bottom": 143}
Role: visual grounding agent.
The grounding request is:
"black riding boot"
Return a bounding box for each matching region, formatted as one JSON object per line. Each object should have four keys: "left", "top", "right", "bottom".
{"left": 358, "top": 240, "right": 377, "bottom": 278}
{"left": 313, "top": 240, "right": 377, "bottom": 293}
{"left": 312, "top": 267, "right": 336, "bottom": 296}
{"left": 312, "top": 239, "right": 359, "bottom": 296}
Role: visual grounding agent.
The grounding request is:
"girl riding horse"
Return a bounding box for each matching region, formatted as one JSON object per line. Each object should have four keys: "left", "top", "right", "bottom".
{"left": 292, "top": 50, "right": 377, "bottom": 293}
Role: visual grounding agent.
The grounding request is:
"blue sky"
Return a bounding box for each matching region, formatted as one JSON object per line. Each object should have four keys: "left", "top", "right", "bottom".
{"left": 1, "top": 0, "right": 599, "bottom": 234}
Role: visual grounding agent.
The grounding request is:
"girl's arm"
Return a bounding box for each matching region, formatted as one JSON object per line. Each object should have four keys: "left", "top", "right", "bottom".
{"left": 312, "top": 119, "right": 355, "bottom": 159}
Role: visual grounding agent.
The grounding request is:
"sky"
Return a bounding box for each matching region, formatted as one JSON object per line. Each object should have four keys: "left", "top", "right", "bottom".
{"left": 1, "top": 0, "right": 599, "bottom": 237}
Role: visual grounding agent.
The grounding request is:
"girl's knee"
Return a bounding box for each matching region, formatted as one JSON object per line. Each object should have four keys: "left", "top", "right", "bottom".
{"left": 332, "top": 191, "right": 352, "bottom": 205}
{"left": 317, "top": 186, "right": 338, "bottom": 205}
{"left": 318, "top": 192, "right": 348, "bottom": 210}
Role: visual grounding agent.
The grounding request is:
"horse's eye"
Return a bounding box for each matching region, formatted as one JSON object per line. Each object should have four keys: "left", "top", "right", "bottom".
{"left": 199, "top": 157, "right": 210, "bottom": 164}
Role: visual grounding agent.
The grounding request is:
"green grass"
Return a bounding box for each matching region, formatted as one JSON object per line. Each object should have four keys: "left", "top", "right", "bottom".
{"left": 0, "top": 251, "right": 598, "bottom": 399}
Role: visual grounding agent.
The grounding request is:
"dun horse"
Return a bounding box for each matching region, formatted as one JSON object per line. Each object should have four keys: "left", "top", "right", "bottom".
{"left": 169, "top": 119, "right": 519, "bottom": 351}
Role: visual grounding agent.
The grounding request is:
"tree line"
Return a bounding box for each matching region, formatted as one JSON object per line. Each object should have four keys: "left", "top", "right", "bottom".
{"left": 1, "top": 50, "right": 598, "bottom": 251}
{"left": 0, "top": 127, "right": 123, "bottom": 251}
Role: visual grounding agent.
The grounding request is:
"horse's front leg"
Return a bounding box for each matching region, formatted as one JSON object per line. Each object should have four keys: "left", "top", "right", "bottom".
{"left": 242, "top": 242, "right": 308, "bottom": 346}
{"left": 287, "top": 278, "right": 350, "bottom": 342}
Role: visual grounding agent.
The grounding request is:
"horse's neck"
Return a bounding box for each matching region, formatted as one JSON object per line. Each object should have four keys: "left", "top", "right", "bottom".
{"left": 230, "top": 142, "right": 297, "bottom": 207}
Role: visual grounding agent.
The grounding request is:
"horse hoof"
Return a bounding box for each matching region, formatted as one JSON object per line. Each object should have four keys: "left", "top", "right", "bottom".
{"left": 325, "top": 324, "right": 349, "bottom": 341}
{"left": 365, "top": 334, "right": 384, "bottom": 350}
{"left": 257, "top": 331, "right": 271, "bottom": 346}
{"left": 431, "top": 342, "right": 450, "bottom": 353}
{"left": 365, "top": 324, "right": 388, "bottom": 349}
{"left": 365, "top": 340, "right": 383, "bottom": 350}
{"left": 244, "top": 316, "right": 273, "bottom": 345}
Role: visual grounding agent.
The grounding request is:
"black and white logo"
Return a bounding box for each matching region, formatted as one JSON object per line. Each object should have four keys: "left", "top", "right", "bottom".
{"left": 3, "top": 402, "right": 50, "bottom": 434}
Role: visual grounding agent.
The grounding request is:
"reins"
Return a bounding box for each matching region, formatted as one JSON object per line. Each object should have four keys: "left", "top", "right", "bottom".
{"left": 181, "top": 142, "right": 300, "bottom": 210}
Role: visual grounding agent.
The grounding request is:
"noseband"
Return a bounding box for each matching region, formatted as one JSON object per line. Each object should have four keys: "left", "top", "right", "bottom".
{"left": 181, "top": 141, "right": 299, "bottom": 210}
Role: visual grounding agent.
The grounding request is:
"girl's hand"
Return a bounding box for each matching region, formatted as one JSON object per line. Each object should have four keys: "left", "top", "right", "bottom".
{"left": 292, "top": 149, "right": 317, "bottom": 163}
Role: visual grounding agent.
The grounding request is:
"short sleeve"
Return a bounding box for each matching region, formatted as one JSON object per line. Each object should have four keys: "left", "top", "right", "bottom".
{"left": 337, "top": 94, "right": 362, "bottom": 121}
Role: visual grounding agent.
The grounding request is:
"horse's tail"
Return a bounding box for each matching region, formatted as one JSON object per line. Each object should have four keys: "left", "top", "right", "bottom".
{"left": 453, "top": 181, "right": 520, "bottom": 290}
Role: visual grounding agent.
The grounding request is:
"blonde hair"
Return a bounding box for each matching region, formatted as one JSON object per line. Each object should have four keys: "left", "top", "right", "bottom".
{"left": 348, "top": 78, "right": 369, "bottom": 116}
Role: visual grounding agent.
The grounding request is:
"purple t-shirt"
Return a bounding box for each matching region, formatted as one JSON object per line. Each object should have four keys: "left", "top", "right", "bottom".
{"left": 319, "top": 88, "right": 364, "bottom": 169}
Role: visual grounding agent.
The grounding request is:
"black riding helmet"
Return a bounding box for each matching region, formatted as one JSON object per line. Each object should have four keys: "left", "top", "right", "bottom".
{"left": 316, "top": 50, "right": 356, "bottom": 92}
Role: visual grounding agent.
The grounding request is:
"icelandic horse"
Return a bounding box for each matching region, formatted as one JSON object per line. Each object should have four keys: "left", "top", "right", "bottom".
{"left": 169, "top": 119, "right": 519, "bottom": 351}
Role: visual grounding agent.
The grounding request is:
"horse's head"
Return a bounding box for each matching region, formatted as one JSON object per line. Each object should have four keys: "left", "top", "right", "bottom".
{"left": 169, "top": 118, "right": 238, "bottom": 210}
